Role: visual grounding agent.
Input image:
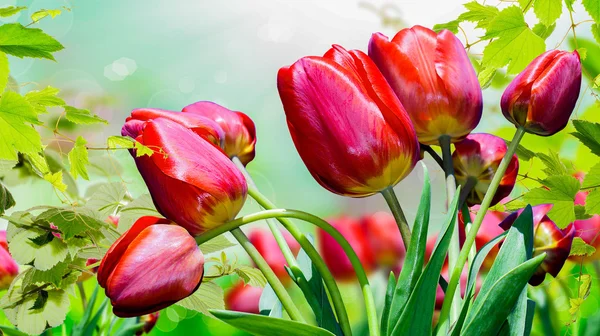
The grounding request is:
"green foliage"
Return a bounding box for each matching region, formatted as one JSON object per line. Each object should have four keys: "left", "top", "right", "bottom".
{"left": 24, "top": 86, "right": 65, "bottom": 114}
{"left": 1, "top": 181, "right": 15, "bottom": 215}
{"left": 107, "top": 135, "right": 135, "bottom": 149}
{"left": 64, "top": 106, "right": 107, "bottom": 125}
{"left": 3, "top": 288, "right": 70, "bottom": 335}
{"left": 9, "top": 225, "right": 68, "bottom": 270}
{"left": 134, "top": 141, "right": 154, "bottom": 157}
{"left": 532, "top": 22, "right": 556, "bottom": 39}
{"left": 0, "top": 6, "right": 26, "bottom": 17}
{"left": 68, "top": 136, "right": 89, "bottom": 180}
{"left": 235, "top": 265, "right": 268, "bottom": 287}
{"left": 533, "top": 0, "right": 562, "bottom": 26}
{"left": 0, "top": 23, "right": 63, "bottom": 60}
{"left": 585, "top": 188, "right": 600, "bottom": 215}
{"left": 570, "top": 237, "right": 597, "bottom": 257}
{"left": 0, "top": 91, "right": 43, "bottom": 160}
{"left": 210, "top": 310, "right": 336, "bottom": 336}
{"left": 85, "top": 182, "right": 127, "bottom": 218}
{"left": 433, "top": 20, "right": 459, "bottom": 34}
{"left": 199, "top": 235, "right": 236, "bottom": 254}
{"left": 482, "top": 6, "right": 545, "bottom": 74}
{"left": 0, "top": 51, "right": 8, "bottom": 93}
{"left": 117, "top": 194, "right": 160, "bottom": 232}
{"left": 523, "top": 175, "right": 579, "bottom": 228}
{"left": 31, "top": 9, "right": 62, "bottom": 22}
{"left": 572, "top": 120, "right": 600, "bottom": 156}
{"left": 592, "top": 23, "right": 600, "bottom": 44}
{"left": 583, "top": 0, "right": 600, "bottom": 22}
{"left": 176, "top": 281, "right": 225, "bottom": 315}
{"left": 458, "top": 1, "right": 500, "bottom": 29}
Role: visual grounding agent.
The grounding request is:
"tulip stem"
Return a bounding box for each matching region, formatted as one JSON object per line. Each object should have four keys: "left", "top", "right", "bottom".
{"left": 438, "top": 134, "right": 461, "bottom": 322}
{"left": 421, "top": 145, "right": 444, "bottom": 169}
{"left": 230, "top": 228, "right": 305, "bottom": 323}
{"left": 232, "top": 157, "right": 353, "bottom": 336}
{"left": 380, "top": 188, "right": 411, "bottom": 247}
{"left": 197, "top": 209, "right": 380, "bottom": 336}
{"left": 77, "top": 282, "right": 87, "bottom": 310}
{"left": 437, "top": 126, "right": 526, "bottom": 333}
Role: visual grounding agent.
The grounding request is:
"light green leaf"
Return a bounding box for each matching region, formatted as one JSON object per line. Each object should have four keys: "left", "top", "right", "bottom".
{"left": 9, "top": 227, "right": 68, "bottom": 270}
{"left": 200, "top": 235, "right": 236, "bottom": 254}
{"left": 433, "top": 20, "right": 460, "bottom": 34}
{"left": 31, "top": 9, "right": 61, "bottom": 22}
{"left": 458, "top": 1, "right": 500, "bottom": 29}
{"left": 0, "top": 6, "right": 26, "bottom": 17}
{"left": 43, "top": 171, "right": 67, "bottom": 192}
{"left": 583, "top": 162, "right": 600, "bottom": 188}
{"left": 107, "top": 135, "right": 135, "bottom": 149}
{"left": 533, "top": 0, "right": 562, "bottom": 26}
{"left": 478, "top": 66, "right": 497, "bottom": 89}
{"left": 68, "top": 136, "right": 89, "bottom": 180}
{"left": 6, "top": 289, "right": 70, "bottom": 335}
{"left": 118, "top": 194, "right": 160, "bottom": 232}
{"left": 235, "top": 265, "right": 268, "bottom": 287}
{"left": 35, "top": 208, "right": 106, "bottom": 240}
{"left": 572, "top": 120, "right": 600, "bottom": 155}
{"left": 210, "top": 310, "right": 336, "bottom": 336}
{"left": 523, "top": 175, "right": 580, "bottom": 228}
{"left": 134, "top": 141, "right": 154, "bottom": 157}
{"left": 565, "top": 0, "right": 576, "bottom": 12}
{"left": 578, "top": 47, "right": 588, "bottom": 61}
{"left": 0, "top": 91, "right": 42, "bottom": 160}
{"left": 585, "top": 189, "right": 600, "bottom": 215}
{"left": 86, "top": 182, "right": 127, "bottom": 218}
{"left": 583, "top": 0, "right": 600, "bottom": 22}
{"left": 570, "top": 237, "right": 597, "bottom": 257}
{"left": 64, "top": 106, "right": 107, "bottom": 125}
{"left": 592, "top": 24, "right": 600, "bottom": 44}
{"left": 176, "top": 281, "right": 224, "bottom": 315}
{"left": 0, "top": 23, "right": 63, "bottom": 60}
{"left": 24, "top": 86, "right": 65, "bottom": 113}
{"left": 505, "top": 139, "right": 535, "bottom": 161}
{"left": 537, "top": 150, "right": 568, "bottom": 176}
{"left": 579, "top": 274, "right": 592, "bottom": 299}
{"left": 0, "top": 52, "right": 8, "bottom": 93}
{"left": 1, "top": 181, "right": 15, "bottom": 216}
{"left": 482, "top": 6, "right": 546, "bottom": 74}
{"left": 532, "top": 22, "right": 556, "bottom": 39}
{"left": 519, "top": 0, "right": 534, "bottom": 11}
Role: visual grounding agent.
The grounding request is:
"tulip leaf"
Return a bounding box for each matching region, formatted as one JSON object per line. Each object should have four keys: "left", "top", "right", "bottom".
{"left": 176, "top": 281, "right": 225, "bottom": 315}
{"left": 384, "top": 164, "right": 431, "bottom": 335}
{"left": 570, "top": 237, "right": 597, "bottom": 257}
{"left": 380, "top": 271, "right": 395, "bottom": 335}
{"left": 210, "top": 310, "right": 336, "bottom": 336}
{"left": 259, "top": 283, "right": 282, "bottom": 318}
{"left": 390, "top": 183, "right": 460, "bottom": 336}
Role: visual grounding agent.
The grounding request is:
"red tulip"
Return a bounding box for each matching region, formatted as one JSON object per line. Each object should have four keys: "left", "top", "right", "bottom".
{"left": 318, "top": 217, "right": 375, "bottom": 281}
{"left": 501, "top": 50, "right": 581, "bottom": 136}
{"left": 182, "top": 101, "right": 257, "bottom": 166}
{"left": 500, "top": 204, "right": 574, "bottom": 286}
{"left": 135, "top": 312, "right": 160, "bottom": 336}
{"left": 453, "top": 134, "right": 519, "bottom": 206}
{"left": 568, "top": 173, "right": 600, "bottom": 262}
{"left": 369, "top": 26, "right": 482, "bottom": 144}
{"left": 225, "top": 281, "right": 262, "bottom": 314}
{"left": 360, "top": 212, "right": 405, "bottom": 268}
{"left": 0, "top": 231, "right": 18, "bottom": 290}
{"left": 122, "top": 117, "right": 247, "bottom": 236}
{"left": 248, "top": 229, "right": 301, "bottom": 284}
{"left": 98, "top": 216, "right": 205, "bottom": 317}
{"left": 277, "top": 44, "right": 419, "bottom": 197}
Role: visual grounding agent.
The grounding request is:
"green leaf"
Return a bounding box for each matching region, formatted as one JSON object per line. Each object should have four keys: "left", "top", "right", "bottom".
{"left": 585, "top": 189, "right": 600, "bottom": 215}
{"left": 533, "top": 0, "right": 562, "bottom": 26}
{"left": 22, "top": 261, "right": 73, "bottom": 289}
{"left": 4, "top": 289, "right": 70, "bottom": 335}
{"left": 0, "top": 91, "right": 42, "bottom": 160}
{"left": 30, "top": 231, "right": 54, "bottom": 246}
{"left": 64, "top": 106, "right": 107, "bottom": 125}
{"left": 565, "top": 0, "right": 576, "bottom": 12}
{"left": 381, "top": 272, "right": 396, "bottom": 335}
{"left": 43, "top": 171, "right": 67, "bottom": 192}
{"left": 433, "top": 20, "right": 460, "bottom": 34}
{"left": 482, "top": 6, "right": 546, "bottom": 74}
{"left": 235, "top": 265, "right": 267, "bottom": 287}
{"left": 1, "top": 181, "right": 15, "bottom": 216}
{"left": 134, "top": 141, "right": 154, "bottom": 157}
{"left": 572, "top": 120, "right": 600, "bottom": 156}
{"left": 107, "top": 135, "right": 135, "bottom": 149}
{"left": 537, "top": 150, "right": 568, "bottom": 176}
{"left": 68, "top": 136, "right": 89, "bottom": 180}
{"left": 575, "top": 205, "right": 592, "bottom": 220}
{"left": 592, "top": 23, "right": 600, "bottom": 44}
{"left": 532, "top": 22, "right": 556, "bottom": 39}
{"left": 505, "top": 139, "right": 535, "bottom": 161}
{"left": 458, "top": 1, "right": 500, "bottom": 29}
{"left": 385, "top": 164, "right": 431, "bottom": 334}
{"left": 0, "top": 23, "right": 63, "bottom": 60}
{"left": 176, "top": 281, "right": 224, "bottom": 315}
{"left": 0, "top": 51, "right": 8, "bottom": 93}
{"left": 579, "top": 274, "right": 592, "bottom": 299}
{"left": 199, "top": 235, "right": 235, "bottom": 254}
{"left": 570, "top": 237, "right": 597, "bottom": 257}
{"left": 118, "top": 194, "right": 160, "bottom": 232}
{"left": 523, "top": 176, "right": 579, "bottom": 228}
{"left": 35, "top": 208, "right": 106, "bottom": 240}
{"left": 9, "top": 227, "right": 68, "bottom": 270}
{"left": 583, "top": 0, "right": 600, "bottom": 22}
{"left": 31, "top": 9, "right": 61, "bottom": 22}
{"left": 24, "top": 86, "right": 65, "bottom": 113}
{"left": 0, "top": 6, "right": 26, "bottom": 17}
{"left": 86, "top": 182, "right": 127, "bottom": 217}
{"left": 519, "top": 0, "right": 535, "bottom": 11}
{"left": 478, "top": 66, "right": 497, "bottom": 89}
{"left": 583, "top": 162, "right": 600, "bottom": 188}
{"left": 210, "top": 310, "right": 336, "bottom": 336}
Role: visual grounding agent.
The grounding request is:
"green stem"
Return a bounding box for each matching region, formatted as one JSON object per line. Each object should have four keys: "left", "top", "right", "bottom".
{"left": 438, "top": 126, "right": 525, "bottom": 331}
{"left": 197, "top": 209, "right": 380, "bottom": 336}
{"left": 77, "top": 282, "right": 87, "bottom": 311}
{"left": 439, "top": 134, "right": 461, "bottom": 322}
{"left": 230, "top": 228, "right": 305, "bottom": 322}
{"left": 380, "top": 188, "right": 411, "bottom": 247}
{"left": 246, "top": 187, "right": 353, "bottom": 336}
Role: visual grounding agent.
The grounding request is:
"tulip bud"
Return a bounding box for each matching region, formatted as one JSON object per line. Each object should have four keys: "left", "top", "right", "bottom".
{"left": 98, "top": 216, "right": 205, "bottom": 317}
{"left": 277, "top": 44, "right": 419, "bottom": 197}
{"left": 0, "top": 231, "right": 18, "bottom": 290}
{"left": 182, "top": 101, "right": 257, "bottom": 166}
{"left": 500, "top": 204, "right": 574, "bottom": 286}
{"left": 248, "top": 229, "right": 300, "bottom": 284}
{"left": 135, "top": 312, "right": 160, "bottom": 336}
{"left": 453, "top": 134, "right": 519, "bottom": 207}
{"left": 501, "top": 50, "right": 581, "bottom": 136}
{"left": 318, "top": 217, "right": 374, "bottom": 281}
{"left": 360, "top": 212, "right": 405, "bottom": 268}
{"left": 122, "top": 117, "right": 247, "bottom": 236}
{"left": 369, "top": 26, "right": 482, "bottom": 144}
{"left": 225, "top": 281, "right": 262, "bottom": 314}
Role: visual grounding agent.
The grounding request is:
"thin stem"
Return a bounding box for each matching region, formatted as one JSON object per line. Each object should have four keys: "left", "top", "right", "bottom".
{"left": 459, "top": 176, "right": 478, "bottom": 208}
{"left": 438, "top": 134, "right": 461, "bottom": 322}
{"left": 77, "top": 282, "right": 87, "bottom": 311}
{"left": 593, "top": 261, "right": 600, "bottom": 294}
{"left": 246, "top": 187, "right": 353, "bottom": 336}
{"left": 197, "top": 209, "right": 380, "bottom": 336}
{"left": 380, "top": 188, "right": 411, "bottom": 247}
{"left": 230, "top": 228, "right": 305, "bottom": 322}
{"left": 421, "top": 145, "right": 444, "bottom": 169}
{"left": 438, "top": 126, "right": 526, "bottom": 330}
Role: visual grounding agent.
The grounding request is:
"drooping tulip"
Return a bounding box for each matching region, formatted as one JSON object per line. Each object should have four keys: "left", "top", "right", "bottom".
{"left": 248, "top": 229, "right": 301, "bottom": 284}
{"left": 225, "top": 281, "right": 262, "bottom": 314}
{"left": 135, "top": 312, "right": 160, "bottom": 336}
{"left": 318, "top": 217, "right": 374, "bottom": 281}
{"left": 277, "top": 44, "right": 419, "bottom": 197}
{"left": 453, "top": 134, "right": 519, "bottom": 206}
{"left": 0, "top": 231, "right": 18, "bottom": 290}
{"left": 501, "top": 50, "right": 581, "bottom": 136}
{"left": 369, "top": 26, "right": 482, "bottom": 144}
{"left": 98, "top": 216, "right": 205, "bottom": 317}
{"left": 122, "top": 117, "right": 247, "bottom": 236}
{"left": 500, "top": 204, "right": 574, "bottom": 286}
{"left": 360, "top": 212, "right": 405, "bottom": 268}
{"left": 182, "top": 101, "right": 257, "bottom": 165}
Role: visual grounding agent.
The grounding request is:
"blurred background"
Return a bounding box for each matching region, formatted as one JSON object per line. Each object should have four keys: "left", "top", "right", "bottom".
{"left": 1, "top": 0, "right": 600, "bottom": 334}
